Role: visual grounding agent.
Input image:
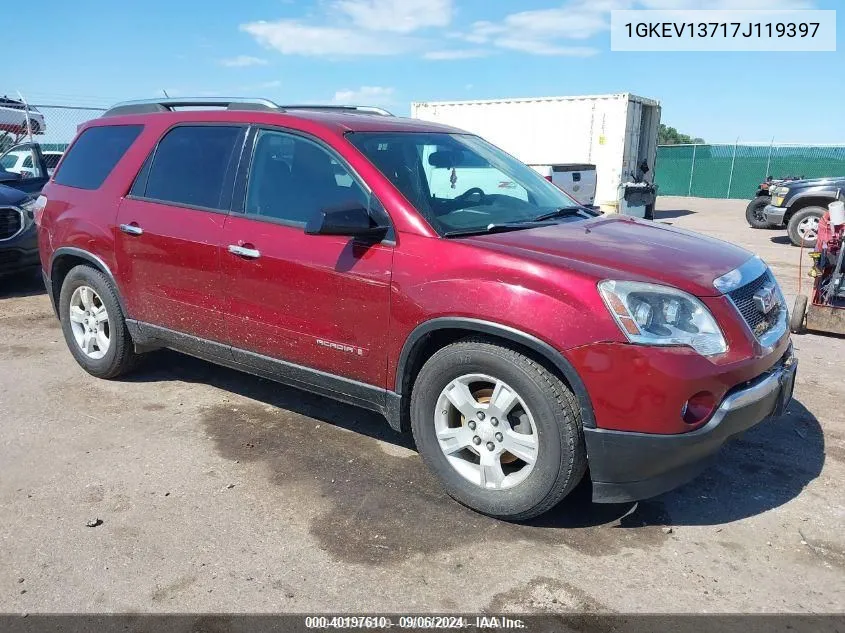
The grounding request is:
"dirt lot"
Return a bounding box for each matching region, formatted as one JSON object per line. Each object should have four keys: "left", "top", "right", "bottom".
{"left": 1, "top": 196, "right": 844, "bottom": 614}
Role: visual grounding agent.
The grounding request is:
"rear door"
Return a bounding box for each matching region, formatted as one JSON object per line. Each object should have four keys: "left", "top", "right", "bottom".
{"left": 115, "top": 124, "right": 245, "bottom": 345}
{"left": 220, "top": 127, "right": 393, "bottom": 387}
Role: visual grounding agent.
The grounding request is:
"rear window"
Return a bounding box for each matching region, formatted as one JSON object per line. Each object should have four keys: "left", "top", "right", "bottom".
{"left": 54, "top": 125, "right": 143, "bottom": 190}
{"left": 141, "top": 125, "right": 241, "bottom": 210}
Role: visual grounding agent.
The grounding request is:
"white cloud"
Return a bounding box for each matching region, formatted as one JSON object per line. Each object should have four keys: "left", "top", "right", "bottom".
{"left": 241, "top": 20, "right": 413, "bottom": 56}
{"left": 333, "top": 0, "right": 453, "bottom": 33}
{"left": 240, "top": 0, "right": 815, "bottom": 60}
{"left": 219, "top": 55, "right": 268, "bottom": 67}
{"left": 423, "top": 49, "right": 490, "bottom": 60}
{"left": 332, "top": 86, "right": 395, "bottom": 105}
{"left": 462, "top": 0, "right": 813, "bottom": 56}
{"left": 465, "top": 0, "right": 620, "bottom": 55}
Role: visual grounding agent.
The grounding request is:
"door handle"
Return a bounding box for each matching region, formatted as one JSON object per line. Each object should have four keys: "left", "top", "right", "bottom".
{"left": 228, "top": 244, "right": 261, "bottom": 259}
{"left": 119, "top": 223, "right": 143, "bottom": 236}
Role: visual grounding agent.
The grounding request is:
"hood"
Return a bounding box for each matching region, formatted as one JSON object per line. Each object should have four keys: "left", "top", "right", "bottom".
{"left": 0, "top": 183, "right": 29, "bottom": 206}
{"left": 782, "top": 177, "right": 844, "bottom": 188}
{"left": 460, "top": 215, "right": 753, "bottom": 297}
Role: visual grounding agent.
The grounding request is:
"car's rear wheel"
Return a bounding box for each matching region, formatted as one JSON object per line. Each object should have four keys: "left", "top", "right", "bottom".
{"left": 410, "top": 340, "right": 586, "bottom": 520}
{"left": 745, "top": 196, "right": 772, "bottom": 229}
{"left": 59, "top": 265, "right": 139, "bottom": 378}
{"left": 787, "top": 207, "right": 824, "bottom": 248}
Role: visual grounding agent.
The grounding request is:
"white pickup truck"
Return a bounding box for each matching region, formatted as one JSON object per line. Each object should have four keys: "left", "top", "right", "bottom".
{"left": 528, "top": 164, "right": 597, "bottom": 205}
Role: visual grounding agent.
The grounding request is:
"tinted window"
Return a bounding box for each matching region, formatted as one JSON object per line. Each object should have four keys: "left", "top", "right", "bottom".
{"left": 245, "top": 130, "right": 367, "bottom": 224}
{"left": 44, "top": 154, "right": 63, "bottom": 169}
{"left": 144, "top": 126, "right": 241, "bottom": 210}
{"left": 54, "top": 125, "right": 143, "bottom": 190}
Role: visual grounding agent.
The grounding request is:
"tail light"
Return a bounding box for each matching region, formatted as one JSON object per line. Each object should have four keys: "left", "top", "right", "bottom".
{"left": 544, "top": 175, "right": 553, "bottom": 182}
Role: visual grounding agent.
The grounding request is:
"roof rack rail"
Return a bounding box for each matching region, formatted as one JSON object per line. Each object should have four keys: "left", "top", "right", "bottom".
{"left": 276, "top": 105, "right": 395, "bottom": 117}
{"left": 101, "top": 97, "right": 282, "bottom": 118}
{"left": 101, "top": 98, "right": 394, "bottom": 118}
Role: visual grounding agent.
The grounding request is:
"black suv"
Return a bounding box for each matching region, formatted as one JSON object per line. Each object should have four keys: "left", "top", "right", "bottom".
{"left": 764, "top": 177, "right": 845, "bottom": 247}
{"left": 0, "top": 143, "right": 50, "bottom": 277}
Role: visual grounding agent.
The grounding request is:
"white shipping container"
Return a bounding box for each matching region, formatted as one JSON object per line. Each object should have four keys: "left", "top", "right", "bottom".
{"left": 411, "top": 93, "right": 661, "bottom": 209}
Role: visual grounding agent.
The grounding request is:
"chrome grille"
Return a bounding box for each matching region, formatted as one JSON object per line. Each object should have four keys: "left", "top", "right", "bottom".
{"left": 728, "top": 270, "right": 783, "bottom": 338}
{"left": 0, "top": 207, "right": 23, "bottom": 240}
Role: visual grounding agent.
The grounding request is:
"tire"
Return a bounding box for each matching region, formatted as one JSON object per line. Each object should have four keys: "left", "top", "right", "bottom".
{"left": 410, "top": 339, "right": 587, "bottom": 520}
{"left": 745, "top": 196, "right": 772, "bottom": 229}
{"left": 787, "top": 207, "right": 825, "bottom": 248}
{"left": 790, "top": 294, "right": 808, "bottom": 334}
{"left": 59, "top": 264, "right": 139, "bottom": 379}
{"left": 28, "top": 119, "right": 40, "bottom": 135}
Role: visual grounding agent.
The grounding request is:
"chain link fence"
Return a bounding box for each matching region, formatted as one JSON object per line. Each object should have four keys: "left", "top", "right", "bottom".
{"left": 0, "top": 101, "right": 106, "bottom": 155}
{"left": 655, "top": 143, "right": 845, "bottom": 200}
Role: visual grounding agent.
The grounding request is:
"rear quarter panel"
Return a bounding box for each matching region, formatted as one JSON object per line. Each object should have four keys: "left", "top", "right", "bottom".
{"left": 39, "top": 120, "right": 165, "bottom": 292}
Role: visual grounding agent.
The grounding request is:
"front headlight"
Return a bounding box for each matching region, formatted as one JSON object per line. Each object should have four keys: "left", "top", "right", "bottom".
{"left": 18, "top": 198, "right": 38, "bottom": 229}
{"left": 771, "top": 186, "right": 789, "bottom": 205}
{"left": 598, "top": 280, "right": 727, "bottom": 356}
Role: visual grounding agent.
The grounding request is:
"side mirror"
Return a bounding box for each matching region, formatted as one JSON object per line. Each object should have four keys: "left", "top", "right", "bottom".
{"left": 305, "top": 203, "right": 388, "bottom": 241}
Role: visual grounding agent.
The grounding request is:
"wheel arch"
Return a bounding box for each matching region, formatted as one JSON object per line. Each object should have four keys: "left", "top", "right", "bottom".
{"left": 49, "top": 247, "right": 127, "bottom": 317}
{"left": 394, "top": 317, "right": 596, "bottom": 432}
{"left": 784, "top": 194, "right": 835, "bottom": 221}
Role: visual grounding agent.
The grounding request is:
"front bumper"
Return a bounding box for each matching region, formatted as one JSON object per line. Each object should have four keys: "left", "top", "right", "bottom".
{"left": 0, "top": 223, "right": 39, "bottom": 276}
{"left": 764, "top": 204, "right": 787, "bottom": 226}
{"left": 585, "top": 348, "right": 797, "bottom": 503}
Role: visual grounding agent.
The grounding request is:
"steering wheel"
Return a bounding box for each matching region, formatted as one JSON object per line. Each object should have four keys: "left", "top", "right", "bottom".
{"left": 455, "top": 187, "right": 487, "bottom": 205}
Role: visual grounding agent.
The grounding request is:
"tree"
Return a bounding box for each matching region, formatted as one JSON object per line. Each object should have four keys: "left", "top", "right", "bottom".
{"left": 658, "top": 124, "right": 704, "bottom": 145}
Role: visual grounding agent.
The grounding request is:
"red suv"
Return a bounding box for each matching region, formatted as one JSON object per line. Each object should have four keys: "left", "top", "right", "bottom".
{"left": 37, "top": 98, "right": 797, "bottom": 520}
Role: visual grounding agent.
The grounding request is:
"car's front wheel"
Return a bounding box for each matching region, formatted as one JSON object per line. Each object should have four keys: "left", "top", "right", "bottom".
{"left": 59, "top": 265, "right": 139, "bottom": 379}
{"left": 787, "top": 207, "right": 824, "bottom": 248}
{"left": 410, "top": 340, "right": 587, "bottom": 520}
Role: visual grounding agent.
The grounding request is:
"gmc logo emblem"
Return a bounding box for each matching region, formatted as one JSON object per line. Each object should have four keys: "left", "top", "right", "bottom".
{"left": 753, "top": 286, "right": 777, "bottom": 315}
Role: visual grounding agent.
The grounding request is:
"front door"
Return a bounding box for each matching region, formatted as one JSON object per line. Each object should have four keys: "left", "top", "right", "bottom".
{"left": 115, "top": 124, "right": 245, "bottom": 344}
{"left": 220, "top": 128, "right": 393, "bottom": 387}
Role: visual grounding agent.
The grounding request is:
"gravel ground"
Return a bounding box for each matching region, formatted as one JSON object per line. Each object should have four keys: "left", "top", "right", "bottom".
{"left": 0, "top": 196, "right": 843, "bottom": 614}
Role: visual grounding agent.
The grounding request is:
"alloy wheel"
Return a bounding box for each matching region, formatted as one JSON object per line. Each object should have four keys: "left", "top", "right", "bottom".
{"left": 797, "top": 216, "right": 819, "bottom": 241}
{"left": 68, "top": 285, "right": 110, "bottom": 360}
{"left": 434, "top": 373, "right": 538, "bottom": 490}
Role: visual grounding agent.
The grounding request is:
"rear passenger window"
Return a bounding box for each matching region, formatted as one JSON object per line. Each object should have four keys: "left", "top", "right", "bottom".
{"left": 54, "top": 125, "right": 142, "bottom": 190}
{"left": 143, "top": 126, "right": 241, "bottom": 210}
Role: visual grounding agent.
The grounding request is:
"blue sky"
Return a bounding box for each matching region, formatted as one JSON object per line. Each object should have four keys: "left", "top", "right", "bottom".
{"left": 9, "top": 0, "right": 843, "bottom": 143}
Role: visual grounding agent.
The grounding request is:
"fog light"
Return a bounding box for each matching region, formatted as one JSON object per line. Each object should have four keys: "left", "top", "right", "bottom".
{"left": 682, "top": 391, "right": 717, "bottom": 425}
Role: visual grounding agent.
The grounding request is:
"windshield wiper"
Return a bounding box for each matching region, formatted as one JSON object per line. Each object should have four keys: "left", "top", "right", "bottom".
{"left": 531, "top": 206, "right": 590, "bottom": 222}
{"left": 443, "top": 221, "right": 551, "bottom": 238}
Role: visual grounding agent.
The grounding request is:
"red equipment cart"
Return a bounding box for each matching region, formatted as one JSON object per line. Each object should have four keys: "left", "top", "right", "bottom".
{"left": 791, "top": 199, "right": 845, "bottom": 335}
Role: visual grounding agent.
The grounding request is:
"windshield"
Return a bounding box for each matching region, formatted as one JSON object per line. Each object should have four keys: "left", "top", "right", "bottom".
{"left": 347, "top": 132, "right": 585, "bottom": 235}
